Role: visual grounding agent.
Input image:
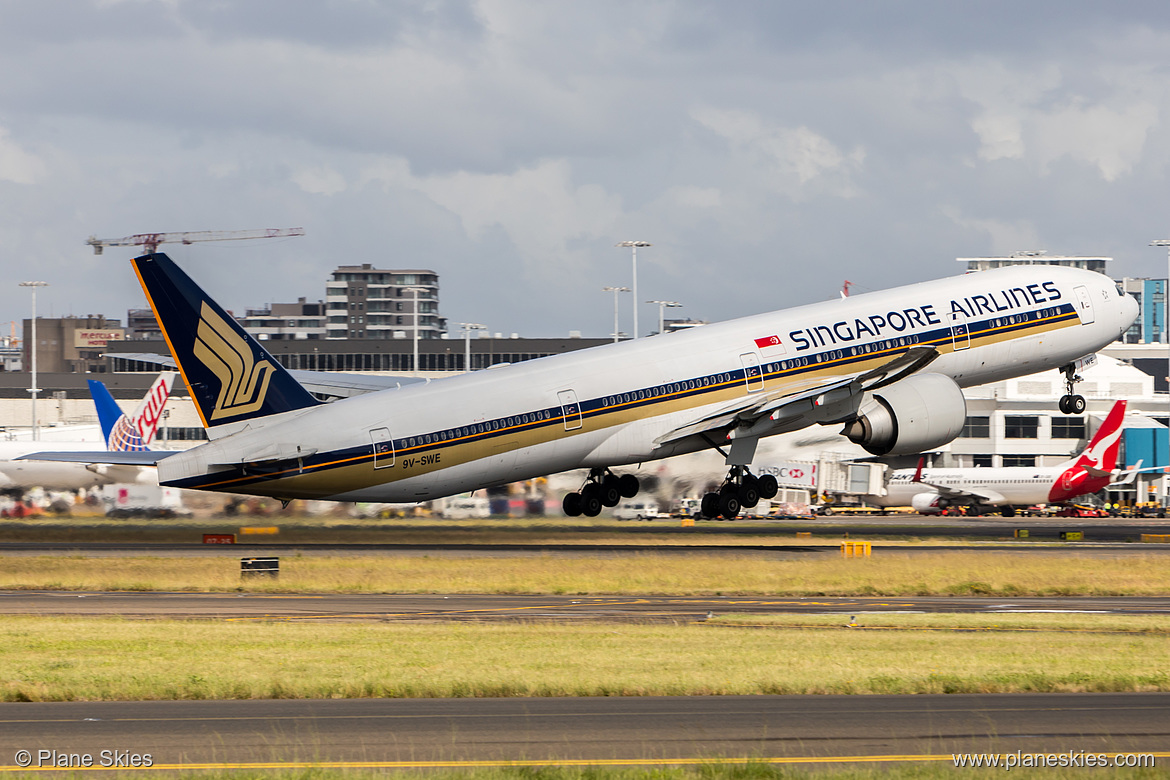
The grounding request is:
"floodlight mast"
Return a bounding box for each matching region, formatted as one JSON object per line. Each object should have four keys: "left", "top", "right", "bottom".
{"left": 85, "top": 228, "right": 306, "bottom": 255}
{"left": 1152, "top": 239, "right": 1170, "bottom": 507}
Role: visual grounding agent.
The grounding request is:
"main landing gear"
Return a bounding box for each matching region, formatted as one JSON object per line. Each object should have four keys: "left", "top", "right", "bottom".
{"left": 700, "top": 466, "right": 779, "bottom": 520}
{"left": 1058, "top": 363, "right": 1087, "bottom": 415}
{"left": 562, "top": 468, "right": 640, "bottom": 517}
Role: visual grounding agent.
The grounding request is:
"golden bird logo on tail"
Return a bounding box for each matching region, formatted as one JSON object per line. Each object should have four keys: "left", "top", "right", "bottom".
{"left": 193, "top": 302, "right": 275, "bottom": 420}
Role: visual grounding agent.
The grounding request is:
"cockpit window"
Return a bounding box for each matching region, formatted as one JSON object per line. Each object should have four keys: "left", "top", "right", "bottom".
{"left": 1115, "top": 282, "right": 1126, "bottom": 297}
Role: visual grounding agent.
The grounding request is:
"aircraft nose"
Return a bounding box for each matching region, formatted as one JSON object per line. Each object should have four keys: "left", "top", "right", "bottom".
{"left": 1121, "top": 291, "right": 1139, "bottom": 333}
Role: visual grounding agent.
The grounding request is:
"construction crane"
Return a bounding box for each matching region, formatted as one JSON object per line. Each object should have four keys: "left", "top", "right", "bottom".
{"left": 85, "top": 227, "right": 305, "bottom": 255}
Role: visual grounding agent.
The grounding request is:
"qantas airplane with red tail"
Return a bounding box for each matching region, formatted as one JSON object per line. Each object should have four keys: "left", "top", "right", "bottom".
{"left": 26, "top": 252, "right": 1138, "bottom": 519}
{"left": 873, "top": 399, "right": 1129, "bottom": 516}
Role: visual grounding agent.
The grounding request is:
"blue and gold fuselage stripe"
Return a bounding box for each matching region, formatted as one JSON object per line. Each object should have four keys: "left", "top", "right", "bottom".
{"left": 166, "top": 303, "right": 1080, "bottom": 493}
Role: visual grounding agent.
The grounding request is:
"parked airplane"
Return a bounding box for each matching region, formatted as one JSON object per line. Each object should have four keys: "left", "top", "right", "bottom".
{"left": 0, "top": 373, "right": 174, "bottom": 494}
{"left": 27, "top": 253, "right": 1137, "bottom": 519}
{"left": 872, "top": 399, "right": 1129, "bottom": 516}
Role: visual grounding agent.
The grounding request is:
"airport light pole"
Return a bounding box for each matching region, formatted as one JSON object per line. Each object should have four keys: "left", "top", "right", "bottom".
{"left": 1152, "top": 240, "right": 1170, "bottom": 506}
{"left": 458, "top": 322, "right": 487, "bottom": 372}
{"left": 402, "top": 286, "right": 427, "bottom": 376}
{"left": 616, "top": 241, "right": 650, "bottom": 338}
{"left": 647, "top": 300, "right": 681, "bottom": 336}
{"left": 602, "top": 286, "right": 630, "bottom": 343}
{"left": 19, "top": 281, "right": 47, "bottom": 440}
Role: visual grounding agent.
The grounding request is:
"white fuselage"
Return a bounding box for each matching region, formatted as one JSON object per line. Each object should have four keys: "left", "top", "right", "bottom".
{"left": 0, "top": 441, "right": 151, "bottom": 491}
{"left": 873, "top": 466, "right": 1065, "bottom": 508}
{"left": 158, "top": 265, "right": 1138, "bottom": 502}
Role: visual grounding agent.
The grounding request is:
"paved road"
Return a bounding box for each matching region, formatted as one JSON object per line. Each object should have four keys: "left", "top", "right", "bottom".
{"left": 2, "top": 539, "right": 1169, "bottom": 559}
{"left": 4, "top": 591, "right": 1170, "bottom": 622}
{"left": 1, "top": 694, "right": 1166, "bottom": 768}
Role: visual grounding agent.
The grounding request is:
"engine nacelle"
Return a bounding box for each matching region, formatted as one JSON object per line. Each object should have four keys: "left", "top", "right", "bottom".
{"left": 911, "top": 492, "right": 946, "bottom": 515}
{"left": 841, "top": 372, "right": 966, "bottom": 456}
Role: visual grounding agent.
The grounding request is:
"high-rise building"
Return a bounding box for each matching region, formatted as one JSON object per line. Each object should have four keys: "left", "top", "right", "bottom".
{"left": 325, "top": 264, "right": 446, "bottom": 341}
{"left": 1119, "top": 278, "right": 1166, "bottom": 344}
{"left": 238, "top": 298, "right": 327, "bottom": 341}
{"left": 22, "top": 315, "right": 122, "bottom": 374}
{"left": 957, "top": 251, "right": 1111, "bottom": 274}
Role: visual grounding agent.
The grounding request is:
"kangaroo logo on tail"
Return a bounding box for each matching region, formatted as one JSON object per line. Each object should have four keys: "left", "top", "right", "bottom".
{"left": 193, "top": 302, "right": 276, "bottom": 420}
{"left": 1073, "top": 399, "right": 1126, "bottom": 476}
{"left": 1049, "top": 399, "right": 1126, "bottom": 502}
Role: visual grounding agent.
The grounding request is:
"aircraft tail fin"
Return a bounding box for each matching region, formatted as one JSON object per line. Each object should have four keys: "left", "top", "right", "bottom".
{"left": 1072, "top": 399, "right": 1126, "bottom": 473}
{"left": 912, "top": 456, "right": 925, "bottom": 483}
{"left": 131, "top": 253, "right": 321, "bottom": 432}
{"left": 87, "top": 379, "right": 150, "bottom": 452}
{"left": 128, "top": 371, "right": 176, "bottom": 446}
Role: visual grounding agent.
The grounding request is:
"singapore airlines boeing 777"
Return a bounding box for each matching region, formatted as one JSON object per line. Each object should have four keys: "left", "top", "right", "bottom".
{"left": 28, "top": 253, "right": 1138, "bottom": 518}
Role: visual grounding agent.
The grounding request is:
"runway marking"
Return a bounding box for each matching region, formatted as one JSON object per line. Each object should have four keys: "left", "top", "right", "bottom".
{"left": 703, "top": 623, "right": 1169, "bottom": 635}
{"left": 222, "top": 598, "right": 652, "bottom": 622}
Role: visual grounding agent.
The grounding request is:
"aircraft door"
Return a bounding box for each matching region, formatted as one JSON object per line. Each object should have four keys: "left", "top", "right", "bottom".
{"left": 370, "top": 427, "right": 395, "bottom": 469}
{"left": 949, "top": 310, "right": 970, "bottom": 351}
{"left": 1073, "top": 285, "right": 1096, "bottom": 324}
{"left": 739, "top": 352, "right": 764, "bottom": 392}
{"left": 558, "top": 389, "right": 583, "bottom": 431}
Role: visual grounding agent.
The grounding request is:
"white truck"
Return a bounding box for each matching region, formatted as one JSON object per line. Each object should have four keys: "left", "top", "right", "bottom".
{"left": 101, "top": 484, "right": 188, "bottom": 519}
{"left": 613, "top": 500, "right": 662, "bottom": 521}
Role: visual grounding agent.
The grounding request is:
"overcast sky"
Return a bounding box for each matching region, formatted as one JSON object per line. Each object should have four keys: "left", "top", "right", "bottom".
{"left": 3, "top": 0, "right": 1170, "bottom": 341}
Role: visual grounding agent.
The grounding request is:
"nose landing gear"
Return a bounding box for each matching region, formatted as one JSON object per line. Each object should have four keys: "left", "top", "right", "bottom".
{"left": 700, "top": 466, "right": 779, "bottom": 520}
{"left": 1059, "top": 363, "right": 1086, "bottom": 415}
{"left": 562, "top": 468, "right": 640, "bottom": 517}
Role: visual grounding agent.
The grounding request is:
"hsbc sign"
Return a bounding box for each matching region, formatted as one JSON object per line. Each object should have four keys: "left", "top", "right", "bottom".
{"left": 755, "top": 460, "right": 817, "bottom": 489}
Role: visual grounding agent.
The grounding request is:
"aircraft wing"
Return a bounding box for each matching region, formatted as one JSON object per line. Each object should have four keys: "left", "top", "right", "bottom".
{"left": 108, "top": 352, "right": 426, "bottom": 400}
{"left": 912, "top": 479, "right": 1006, "bottom": 505}
{"left": 654, "top": 346, "right": 940, "bottom": 449}
{"left": 15, "top": 451, "right": 179, "bottom": 466}
{"left": 288, "top": 370, "right": 428, "bottom": 399}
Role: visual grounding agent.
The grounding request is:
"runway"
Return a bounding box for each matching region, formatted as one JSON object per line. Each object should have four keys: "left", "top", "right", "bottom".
{"left": 4, "top": 591, "right": 1170, "bottom": 622}
{"left": 1, "top": 694, "right": 1166, "bottom": 768}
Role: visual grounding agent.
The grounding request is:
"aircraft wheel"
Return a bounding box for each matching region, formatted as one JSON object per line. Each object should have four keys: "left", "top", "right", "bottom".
{"left": 757, "top": 474, "right": 778, "bottom": 500}
{"left": 1070, "top": 394, "right": 1086, "bottom": 414}
{"left": 618, "top": 473, "right": 640, "bottom": 498}
{"left": 701, "top": 492, "right": 720, "bottom": 519}
{"left": 562, "top": 492, "right": 583, "bottom": 517}
{"left": 1002, "top": 505, "right": 1016, "bottom": 517}
{"left": 718, "top": 492, "right": 741, "bottom": 520}
{"left": 738, "top": 480, "right": 760, "bottom": 509}
{"left": 580, "top": 488, "right": 603, "bottom": 518}
{"left": 599, "top": 476, "right": 622, "bottom": 507}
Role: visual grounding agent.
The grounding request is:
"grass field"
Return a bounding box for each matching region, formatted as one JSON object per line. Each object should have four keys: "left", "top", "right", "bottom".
{"left": 3, "top": 614, "right": 1168, "bottom": 702}
{"left": 2, "top": 550, "right": 1170, "bottom": 596}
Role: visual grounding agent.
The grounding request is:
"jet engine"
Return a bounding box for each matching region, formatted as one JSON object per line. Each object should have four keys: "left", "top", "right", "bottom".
{"left": 911, "top": 493, "right": 946, "bottom": 515}
{"left": 841, "top": 372, "right": 966, "bottom": 456}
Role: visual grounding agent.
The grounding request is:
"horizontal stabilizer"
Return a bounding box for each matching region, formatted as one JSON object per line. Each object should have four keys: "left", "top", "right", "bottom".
{"left": 109, "top": 352, "right": 427, "bottom": 400}
{"left": 16, "top": 451, "right": 179, "bottom": 466}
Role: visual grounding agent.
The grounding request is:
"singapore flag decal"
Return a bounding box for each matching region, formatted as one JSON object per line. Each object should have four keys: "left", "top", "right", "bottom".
{"left": 753, "top": 334, "right": 787, "bottom": 357}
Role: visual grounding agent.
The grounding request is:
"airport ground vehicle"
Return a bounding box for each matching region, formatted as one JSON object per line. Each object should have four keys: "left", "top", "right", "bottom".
{"left": 101, "top": 484, "right": 187, "bottom": 519}
{"left": 812, "top": 503, "right": 880, "bottom": 516}
{"left": 438, "top": 496, "right": 491, "bottom": 519}
{"left": 614, "top": 500, "right": 661, "bottom": 521}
